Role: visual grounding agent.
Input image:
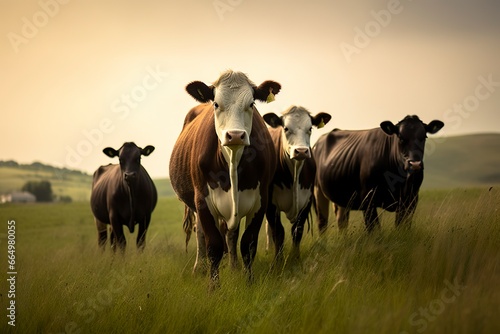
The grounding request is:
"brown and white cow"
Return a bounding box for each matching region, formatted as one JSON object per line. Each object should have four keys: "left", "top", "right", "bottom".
{"left": 313, "top": 115, "right": 444, "bottom": 232}
{"left": 91, "top": 142, "right": 157, "bottom": 252}
{"left": 263, "top": 106, "right": 331, "bottom": 261}
{"left": 169, "top": 70, "right": 280, "bottom": 285}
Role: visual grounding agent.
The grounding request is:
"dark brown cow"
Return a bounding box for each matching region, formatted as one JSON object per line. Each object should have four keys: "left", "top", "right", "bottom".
{"left": 314, "top": 115, "right": 444, "bottom": 232}
{"left": 263, "top": 106, "right": 331, "bottom": 261}
{"left": 91, "top": 142, "right": 157, "bottom": 251}
{"left": 169, "top": 70, "right": 280, "bottom": 285}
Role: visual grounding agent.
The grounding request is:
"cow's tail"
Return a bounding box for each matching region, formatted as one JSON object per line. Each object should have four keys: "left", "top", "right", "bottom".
{"left": 182, "top": 206, "right": 195, "bottom": 253}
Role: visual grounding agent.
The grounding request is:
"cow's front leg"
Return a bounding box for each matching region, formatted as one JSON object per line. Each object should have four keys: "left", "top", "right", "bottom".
{"left": 335, "top": 204, "right": 350, "bottom": 231}
{"left": 136, "top": 216, "right": 150, "bottom": 251}
{"left": 226, "top": 223, "right": 240, "bottom": 269}
{"left": 291, "top": 200, "right": 311, "bottom": 260}
{"left": 110, "top": 213, "right": 126, "bottom": 253}
{"left": 266, "top": 203, "right": 284, "bottom": 265}
{"left": 241, "top": 209, "right": 265, "bottom": 284}
{"left": 395, "top": 195, "right": 418, "bottom": 228}
{"left": 95, "top": 219, "right": 107, "bottom": 250}
{"left": 363, "top": 205, "right": 380, "bottom": 233}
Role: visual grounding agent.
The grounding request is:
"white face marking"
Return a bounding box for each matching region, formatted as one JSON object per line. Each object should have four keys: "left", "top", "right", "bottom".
{"left": 213, "top": 78, "right": 255, "bottom": 147}
{"left": 281, "top": 107, "right": 313, "bottom": 159}
{"left": 206, "top": 183, "right": 261, "bottom": 231}
{"left": 209, "top": 72, "right": 260, "bottom": 232}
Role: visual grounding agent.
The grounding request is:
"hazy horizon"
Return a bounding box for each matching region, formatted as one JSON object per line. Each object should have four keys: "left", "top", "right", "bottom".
{"left": 2, "top": 0, "right": 499, "bottom": 178}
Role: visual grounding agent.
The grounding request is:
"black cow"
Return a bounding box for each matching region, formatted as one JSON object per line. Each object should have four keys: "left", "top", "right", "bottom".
{"left": 90, "top": 142, "right": 157, "bottom": 251}
{"left": 314, "top": 115, "right": 444, "bottom": 232}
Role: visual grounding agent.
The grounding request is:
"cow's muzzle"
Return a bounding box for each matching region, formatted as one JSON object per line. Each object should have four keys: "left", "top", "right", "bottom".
{"left": 222, "top": 130, "right": 249, "bottom": 146}
{"left": 124, "top": 172, "right": 137, "bottom": 184}
{"left": 407, "top": 160, "right": 423, "bottom": 173}
{"left": 290, "top": 146, "right": 311, "bottom": 160}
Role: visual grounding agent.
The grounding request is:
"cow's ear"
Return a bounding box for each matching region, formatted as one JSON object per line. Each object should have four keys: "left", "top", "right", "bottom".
{"left": 103, "top": 147, "right": 118, "bottom": 158}
{"left": 186, "top": 81, "right": 214, "bottom": 103}
{"left": 312, "top": 112, "right": 332, "bottom": 128}
{"left": 380, "top": 121, "right": 398, "bottom": 135}
{"left": 425, "top": 120, "right": 444, "bottom": 134}
{"left": 141, "top": 145, "right": 155, "bottom": 156}
{"left": 263, "top": 113, "right": 282, "bottom": 128}
{"left": 254, "top": 81, "right": 281, "bottom": 103}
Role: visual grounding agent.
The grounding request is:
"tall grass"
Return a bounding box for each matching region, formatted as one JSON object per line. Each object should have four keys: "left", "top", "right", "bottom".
{"left": 0, "top": 187, "right": 498, "bottom": 333}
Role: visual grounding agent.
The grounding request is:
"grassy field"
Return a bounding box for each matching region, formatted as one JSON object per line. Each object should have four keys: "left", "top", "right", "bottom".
{"left": 0, "top": 187, "right": 499, "bottom": 333}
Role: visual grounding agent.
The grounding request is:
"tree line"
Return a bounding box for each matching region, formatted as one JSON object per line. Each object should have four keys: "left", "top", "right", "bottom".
{"left": 20, "top": 180, "right": 72, "bottom": 203}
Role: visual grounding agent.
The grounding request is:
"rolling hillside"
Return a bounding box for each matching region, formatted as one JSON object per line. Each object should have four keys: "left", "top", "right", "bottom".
{"left": 423, "top": 133, "right": 500, "bottom": 189}
{"left": 1, "top": 133, "right": 499, "bottom": 201}
{"left": 0, "top": 161, "right": 175, "bottom": 202}
{"left": 0, "top": 161, "right": 93, "bottom": 202}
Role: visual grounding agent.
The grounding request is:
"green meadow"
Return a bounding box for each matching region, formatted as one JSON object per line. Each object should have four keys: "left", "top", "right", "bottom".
{"left": 0, "top": 187, "right": 499, "bottom": 333}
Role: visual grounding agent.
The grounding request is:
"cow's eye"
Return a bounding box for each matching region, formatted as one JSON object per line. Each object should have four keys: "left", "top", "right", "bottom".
{"left": 249, "top": 101, "right": 255, "bottom": 108}
{"left": 214, "top": 102, "right": 219, "bottom": 109}
{"left": 284, "top": 127, "right": 289, "bottom": 132}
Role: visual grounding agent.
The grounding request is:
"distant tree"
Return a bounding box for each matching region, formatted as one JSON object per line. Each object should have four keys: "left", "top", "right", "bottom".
{"left": 59, "top": 195, "right": 73, "bottom": 203}
{"left": 22, "top": 180, "right": 54, "bottom": 202}
{"left": 0, "top": 160, "right": 19, "bottom": 167}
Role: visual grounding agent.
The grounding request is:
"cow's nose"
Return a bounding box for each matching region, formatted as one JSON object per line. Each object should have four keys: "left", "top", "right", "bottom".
{"left": 291, "top": 147, "right": 311, "bottom": 160}
{"left": 408, "top": 160, "right": 422, "bottom": 172}
{"left": 223, "top": 130, "right": 247, "bottom": 146}
{"left": 124, "top": 172, "right": 137, "bottom": 181}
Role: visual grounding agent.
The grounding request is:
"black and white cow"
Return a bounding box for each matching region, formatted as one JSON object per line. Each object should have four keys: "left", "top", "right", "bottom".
{"left": 264, "top": 106, "right": 331, "bottom": 261}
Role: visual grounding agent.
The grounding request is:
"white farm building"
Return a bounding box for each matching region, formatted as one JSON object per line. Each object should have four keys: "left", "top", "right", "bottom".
{"left": 1, "top": 191, "right": 36, "bottom": 203}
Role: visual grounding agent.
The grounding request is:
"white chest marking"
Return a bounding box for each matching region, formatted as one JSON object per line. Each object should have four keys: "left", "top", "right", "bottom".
{"left": 272, "top": 159, "right": 312, "bottom": 221}
{"left": 206, "top": 183, "right": 261, "bottom": 231}
{"left": 272, "top": 185, "right": 311, "bottom": 221}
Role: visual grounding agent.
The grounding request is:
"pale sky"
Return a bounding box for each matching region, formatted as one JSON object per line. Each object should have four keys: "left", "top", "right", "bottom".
{"left": 1, "top": 0, "right": 499, "bottom": 178}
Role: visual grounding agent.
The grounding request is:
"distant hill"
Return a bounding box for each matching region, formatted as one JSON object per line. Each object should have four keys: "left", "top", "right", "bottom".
{"left": 0, "top": 161, "right": 175, "bottom": 202}
{"left": 423, "top": 133, "right": 500, "bottom": 189}
{"left": 0, "top": 161, "right": 93, "bottom": 202}
{"left": 1, "top": 133, "right": 499, "bottom": 201}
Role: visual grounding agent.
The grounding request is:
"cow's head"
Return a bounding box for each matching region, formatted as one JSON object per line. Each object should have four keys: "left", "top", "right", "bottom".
{"left": 186, "top": 70, "right": 281, "bottom": 149}
{"left": 380, "top": 116, "right": 444, "bottom": 173}
{"left": 264, "top": 106, "right": 331, "bottom": 160}
{"left": 103, "top": 142, "right": 155, "bottom": 185}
